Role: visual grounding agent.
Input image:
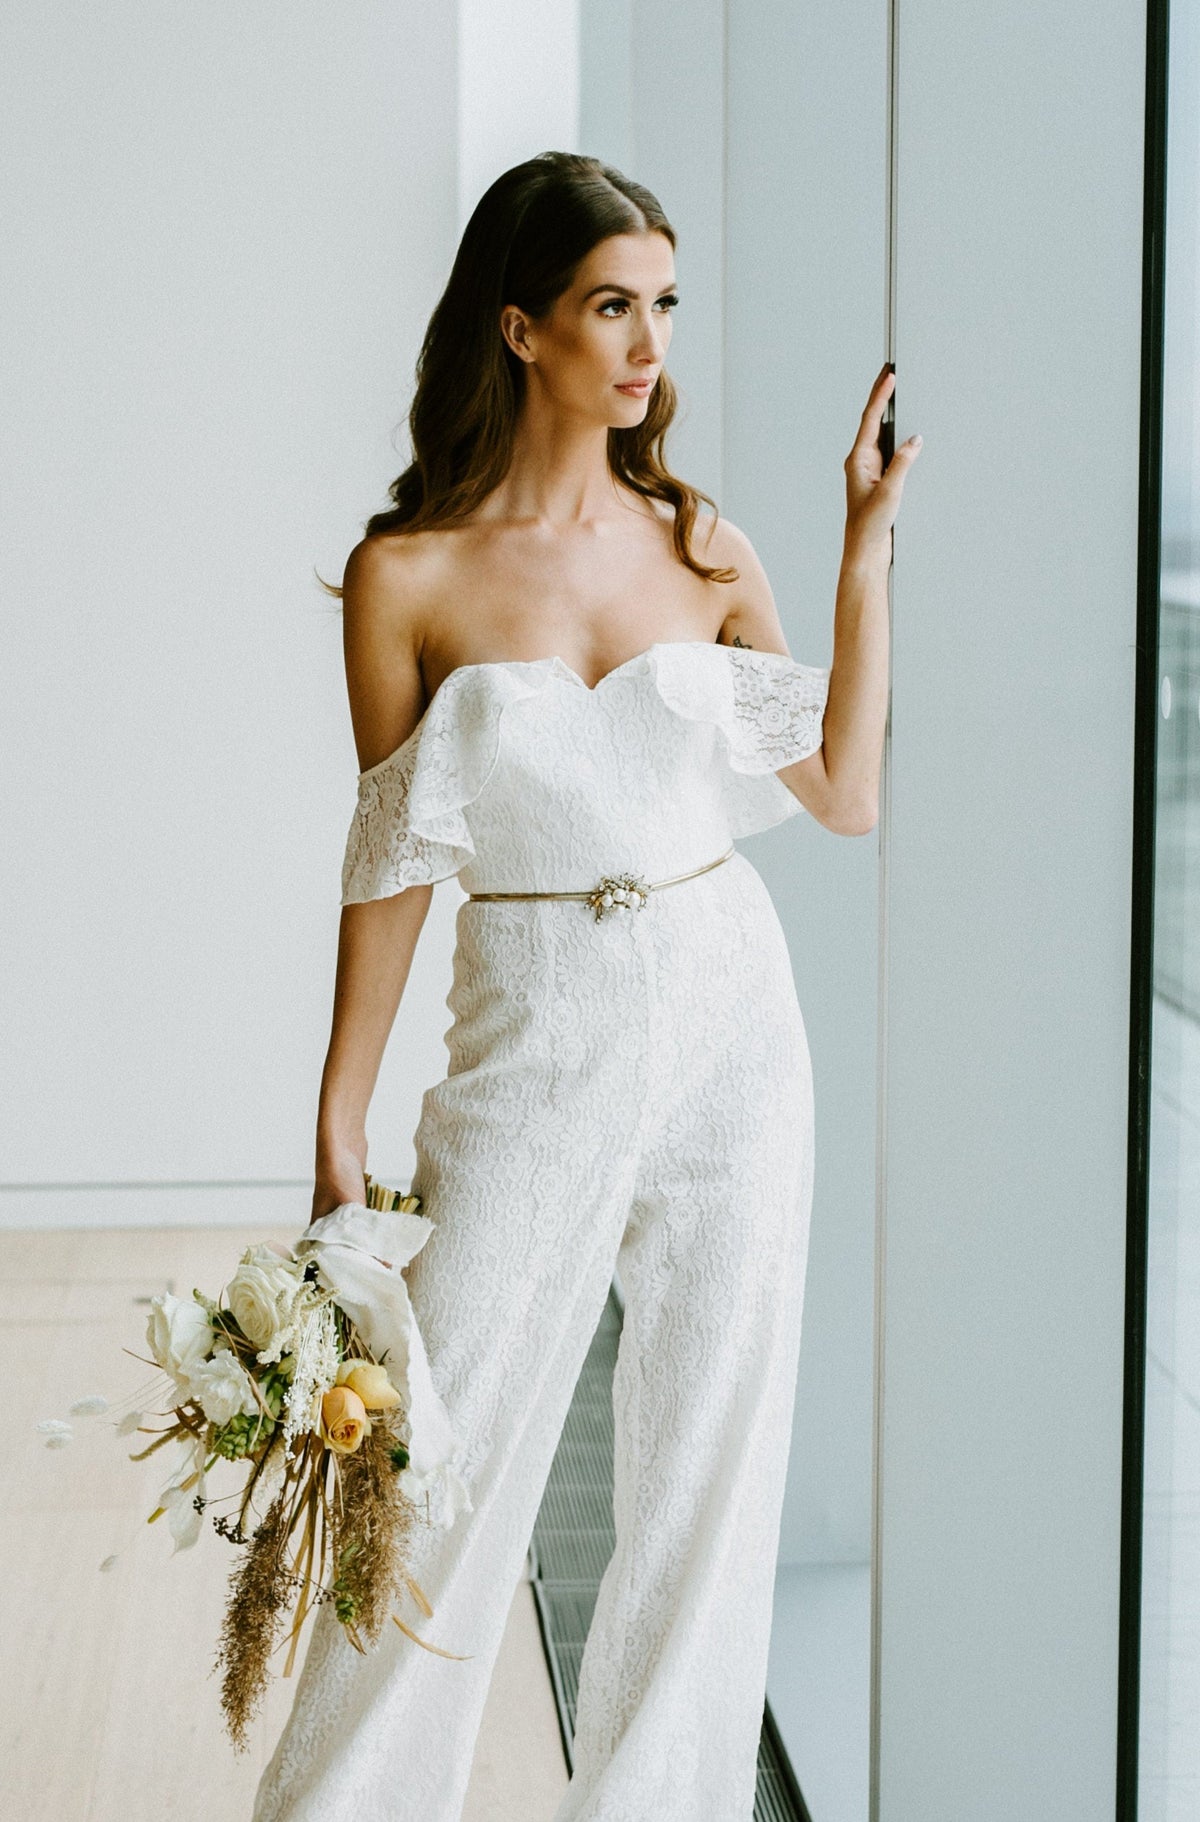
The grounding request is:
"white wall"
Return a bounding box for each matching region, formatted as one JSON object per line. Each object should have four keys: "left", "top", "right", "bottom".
{"left": 724, "top": 0, "right": 886, "bottom": 1576}
{"left": 0, "top": 3, "right": 577, "bottom": 1227}
{"left": 875, "top": 0, "right": 1143, "bottom": 1813}
{"left": 458, "top": 0, "right": 580, "bottom": 230}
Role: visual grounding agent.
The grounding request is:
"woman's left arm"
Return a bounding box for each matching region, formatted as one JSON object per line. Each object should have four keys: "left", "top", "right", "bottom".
{"left": 716, "top": 363, "right": 922, "bottom": 836}
{"left": 816, "top": 364, "right": 921, "bottom": 832}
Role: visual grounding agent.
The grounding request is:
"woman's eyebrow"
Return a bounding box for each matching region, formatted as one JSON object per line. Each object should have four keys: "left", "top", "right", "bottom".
{"left": 580, "top": 281, "right": 679, "bottom": 301}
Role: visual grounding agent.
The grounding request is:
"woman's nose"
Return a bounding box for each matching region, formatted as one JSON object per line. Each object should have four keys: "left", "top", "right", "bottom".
{"left": 630, "top": 314, "right": 666, "bottom": 358}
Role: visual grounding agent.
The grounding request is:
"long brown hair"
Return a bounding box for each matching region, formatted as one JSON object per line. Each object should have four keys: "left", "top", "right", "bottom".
{"left": 319, "top": 149, "right": 736, "bottom": 598}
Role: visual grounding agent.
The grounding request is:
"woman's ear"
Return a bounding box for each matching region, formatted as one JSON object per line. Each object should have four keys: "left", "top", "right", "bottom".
{"left": 499, "top": 304, "right": 536, "bottom": 363}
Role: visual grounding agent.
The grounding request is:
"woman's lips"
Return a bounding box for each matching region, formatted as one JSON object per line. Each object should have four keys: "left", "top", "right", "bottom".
{"left": 616, "top": 379, "right": 654, "bottom": 395}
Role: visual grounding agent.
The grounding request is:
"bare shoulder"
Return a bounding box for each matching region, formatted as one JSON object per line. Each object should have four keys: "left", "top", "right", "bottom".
{"left": 340, "top": 533, "right": 445, "bottom": 774}
{"left": 341, "top": 531, "right": 444, "bottom": 637}
{"left": 695, "top": 513, "right": 792, "bottom": 655}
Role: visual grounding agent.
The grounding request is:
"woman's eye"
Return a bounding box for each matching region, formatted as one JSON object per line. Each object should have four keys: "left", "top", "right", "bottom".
{"left": 598, "top": 294, "right": 679, "bottom": 316}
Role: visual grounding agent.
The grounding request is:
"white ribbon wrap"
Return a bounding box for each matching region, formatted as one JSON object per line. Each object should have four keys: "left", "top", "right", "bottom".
{"left": 293, "top": 1202, "right": 472, "bottom": 1530}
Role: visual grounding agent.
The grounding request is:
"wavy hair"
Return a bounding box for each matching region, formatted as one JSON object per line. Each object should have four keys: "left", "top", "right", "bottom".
{"left": 320, "top": 149, "right": 736, "bottom": 597}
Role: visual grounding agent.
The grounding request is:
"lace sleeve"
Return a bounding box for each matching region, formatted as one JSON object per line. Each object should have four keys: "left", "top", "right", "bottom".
{"left": 339, "top": 662, "right": 567, "bottom": 904}
{"left": 646, "top": 642, "right": 830, "bottom": 839}
{"left": 723, "top": 649, "right": 830, "bottom": 772}
{"left": 340, "top": 741, "right": 474, "bottom": 904}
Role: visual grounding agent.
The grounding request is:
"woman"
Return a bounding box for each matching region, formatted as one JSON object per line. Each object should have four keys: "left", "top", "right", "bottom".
{"left": 253, "top": 150, "right": 919, "bottom": 1822}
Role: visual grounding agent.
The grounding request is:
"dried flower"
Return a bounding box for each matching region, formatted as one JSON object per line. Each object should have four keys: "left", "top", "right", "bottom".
{"left": 331, "top": 1421, "right": 418, "bottom": 1640}
{"left": 214, "top": 1490, "right": 293, "bottom": 1751}
{"left": 81, "top": 1180, "right": 468, "bottom": 1750}
{"left": 36, "top": 1417, "right": 73, "bottom": 1448}
{"left": 281, "top": 1297, "right": 339, "bottom": 1448}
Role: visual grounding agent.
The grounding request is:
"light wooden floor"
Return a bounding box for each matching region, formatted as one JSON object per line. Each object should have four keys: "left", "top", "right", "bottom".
{"left": 0, "top": 1225, "right": 570, "bottom": 1822}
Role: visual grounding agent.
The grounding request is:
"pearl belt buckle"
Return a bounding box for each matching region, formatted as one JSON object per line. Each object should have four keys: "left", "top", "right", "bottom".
{"left": 465, "top": 846, "right": 735, "bottom": 916}
{"left": 586, "top": 870, "right": 651, "bottom": 922}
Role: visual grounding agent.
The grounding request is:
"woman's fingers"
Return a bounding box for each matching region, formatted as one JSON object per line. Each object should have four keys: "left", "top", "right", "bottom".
{"left": 841, "top": 366, "right": 922, "bottom": 550}
{"left": 852, "top": 365, "right": 895, "bottom": 450}
{"left": 882, "top": 434, "right": 923, "bottom": 492}
{"left": 847, "top": 367, "right": 922, "bottom": 479}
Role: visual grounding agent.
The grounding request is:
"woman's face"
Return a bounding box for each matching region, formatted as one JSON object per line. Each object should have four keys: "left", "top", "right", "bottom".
{"left": 504, "top": 230, "right": 678, "bottom": 426}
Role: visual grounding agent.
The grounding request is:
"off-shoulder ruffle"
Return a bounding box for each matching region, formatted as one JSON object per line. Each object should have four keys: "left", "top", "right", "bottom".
{"left": 646, "top": 642, "right": 830, "bottom": 839}
{"left": 340, "top": 663, "right": 562, "bottom": 904}
{"left": 340, "top": 642, "right": 830, "bottom": 899}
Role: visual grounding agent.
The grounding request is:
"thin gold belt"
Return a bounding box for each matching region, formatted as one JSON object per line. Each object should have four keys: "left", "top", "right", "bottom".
{"left": 468, "top": 844, "right": 735, "bottom": 923}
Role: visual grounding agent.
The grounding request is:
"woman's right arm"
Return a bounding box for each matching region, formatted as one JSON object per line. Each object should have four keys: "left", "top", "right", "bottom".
{"left": 311, "top": 536, "right": 432, "bottom": 1222}
{"left": 313, "top": 887, "right": 433, "bottom": 1219}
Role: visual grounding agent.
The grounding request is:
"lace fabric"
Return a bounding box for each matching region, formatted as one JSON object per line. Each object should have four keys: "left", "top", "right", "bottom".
{"left": 339, "top": 664, "right": 562, "bottom": 902}
{"left": 253, "top": 850, "right": 816, "bottom": 1822}
{"left": 648, "top": 642, "right": 830, "bottom": 841}
{"left": 339, "top": 643, "right": 830, "bottom": 904}
{"left": 254, "top": 640, "right": 827, "bottom": 1820}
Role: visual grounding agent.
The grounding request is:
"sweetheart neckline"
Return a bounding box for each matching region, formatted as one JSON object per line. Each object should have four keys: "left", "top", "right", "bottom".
{"left": 354, "top": 638, "right": 794, "bottom": 781}
{"left": 431, "top": 638, "right": 720, "bottom": 699}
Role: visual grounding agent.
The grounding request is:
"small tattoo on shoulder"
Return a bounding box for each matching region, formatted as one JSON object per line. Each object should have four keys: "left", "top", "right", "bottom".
{"left": 731, "top": 634, "right": 753, "bottom": 649}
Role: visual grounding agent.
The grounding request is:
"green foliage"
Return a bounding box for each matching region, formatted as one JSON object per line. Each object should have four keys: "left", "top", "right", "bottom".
{"left": 259, "top": 1369, "right": 290, "bottom": 1416}
{"left": 212, "top": 1411, "right": 275, "bottom": 1460}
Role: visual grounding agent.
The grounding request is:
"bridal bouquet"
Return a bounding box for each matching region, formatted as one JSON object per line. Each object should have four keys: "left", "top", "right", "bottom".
{"left": 44, "top": 1176, "right": 473, "bottom": 1750}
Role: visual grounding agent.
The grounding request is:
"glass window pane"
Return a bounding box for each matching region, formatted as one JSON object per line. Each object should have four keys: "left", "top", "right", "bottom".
{"left": 1140, "top": 4, "right": 1200, "bottom": 1815}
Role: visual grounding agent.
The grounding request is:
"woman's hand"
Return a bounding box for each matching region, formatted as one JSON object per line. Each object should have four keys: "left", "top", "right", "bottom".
{"left": 311, "top": 1133, "right": 368, "bottom": 1225}
{"left": 843, "top": 363, "right": 922, "bottom": 562}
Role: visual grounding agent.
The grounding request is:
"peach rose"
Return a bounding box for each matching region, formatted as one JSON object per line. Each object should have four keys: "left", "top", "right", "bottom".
{"left": 335, "top": 1359, "right": 402, "bottom": 1411}
{"left": 320, "top": 1384, "right": 370, "bottom": 1454}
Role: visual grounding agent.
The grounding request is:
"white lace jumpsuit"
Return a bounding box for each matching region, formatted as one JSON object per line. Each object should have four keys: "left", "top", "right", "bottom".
{"left": 251, "top": 639, "right": 830, "bottom": 1822}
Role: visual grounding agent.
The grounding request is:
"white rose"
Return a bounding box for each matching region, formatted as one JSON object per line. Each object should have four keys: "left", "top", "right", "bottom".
{"left": 187, "top": 1350, "right": 261, "bottom": 1426}
{"left": 145, "top": 1292, "right": 213, "bottom": 1390}
{"left": 226, "top": 1246, "right": 307, "bottom": 1360}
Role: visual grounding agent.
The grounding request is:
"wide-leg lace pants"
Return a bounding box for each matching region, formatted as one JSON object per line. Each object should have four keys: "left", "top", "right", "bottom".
{"left": 251, "top": 849, "right": 816, "bottom": 1822}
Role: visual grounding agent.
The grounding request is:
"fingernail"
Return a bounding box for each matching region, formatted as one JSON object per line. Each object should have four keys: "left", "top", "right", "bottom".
{"left": 910, "top": 433, "right": 922, "bottom": 445}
